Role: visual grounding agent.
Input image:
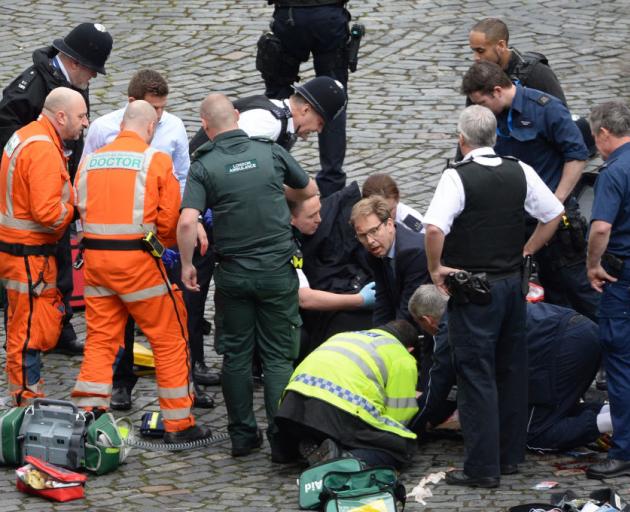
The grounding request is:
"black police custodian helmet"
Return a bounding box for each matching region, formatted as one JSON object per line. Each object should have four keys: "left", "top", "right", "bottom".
{"left": 53, "top": 23, "right": 113, "bottom": 75}
{"left": 295, "top": 76, "right": 347, "bottom": 123}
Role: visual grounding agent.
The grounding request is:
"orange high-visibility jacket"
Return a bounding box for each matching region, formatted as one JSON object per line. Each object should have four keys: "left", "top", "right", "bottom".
{"left": 0, "top": 115, "right": 74, "bottom": 244}
{"left": 74, "top": 130, "right": 181, "bottom": 245}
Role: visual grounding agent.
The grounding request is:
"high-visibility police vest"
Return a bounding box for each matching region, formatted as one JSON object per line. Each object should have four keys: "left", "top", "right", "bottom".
{"left": 285, "top": 329, "right": 419, "bottom": 439}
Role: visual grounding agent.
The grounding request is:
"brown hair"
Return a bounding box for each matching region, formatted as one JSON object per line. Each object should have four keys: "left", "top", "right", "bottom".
{"left": 362, "top": 174, "right": 399, "bottom": 201}
{"left": 127, "top": 69, "right": 169, "bottom": 99}
{"left": 461, "top": 61, "right": 513, "bottom": 96}
{"left": 350, "top": 195, "right": 391, "bottom": 226}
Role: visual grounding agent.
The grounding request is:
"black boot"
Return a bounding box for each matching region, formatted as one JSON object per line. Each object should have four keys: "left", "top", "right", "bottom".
{"left": 193, "top": 382, "right": 215, "bottom": 409}
{"left": 110, "top": 387, "right": 132, "bottom": 411}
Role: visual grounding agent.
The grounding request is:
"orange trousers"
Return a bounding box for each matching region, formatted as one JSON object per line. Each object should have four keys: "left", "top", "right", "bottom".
{"left": 71, "top": 249, "right": 194, "bottom": 432}
{"left": 0, "top": 253, "right": 64, "bottom": 405}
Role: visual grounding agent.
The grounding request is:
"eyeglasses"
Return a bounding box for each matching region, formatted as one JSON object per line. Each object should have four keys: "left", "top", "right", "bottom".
{"left": 355, "top": 220, "right": 387, "bottom": 243}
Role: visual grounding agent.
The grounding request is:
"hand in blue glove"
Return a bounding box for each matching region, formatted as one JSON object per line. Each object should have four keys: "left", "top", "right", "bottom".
{"left": 161, "top": 248, "right": 180, "bottom": 269}
{"left": 359, "top": 281, "right": 376, "bottom": 308}
{"left": 202, "top": 208, "right": 213, "bottom": 227}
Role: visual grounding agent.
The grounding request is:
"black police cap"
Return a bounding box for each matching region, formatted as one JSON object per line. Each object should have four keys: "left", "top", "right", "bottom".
{"left": 53, "top": 23, "right": 113, "bottom": 75}
{"left": 295, "top": 76, "right": 347, "bottom": 123}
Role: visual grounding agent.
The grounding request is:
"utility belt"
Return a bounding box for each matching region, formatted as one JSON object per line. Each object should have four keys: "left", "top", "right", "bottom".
{"left": 445, "top": 268, "right": 521, "bottom": 306}
{"left": 81, "top": 232, "right": 164, "bottom": 258}
{"left": 602, "top": 252, "right": 626, "bottom": 279}
{"left": 0, "top": 240, "right": 56, "bottom": 257}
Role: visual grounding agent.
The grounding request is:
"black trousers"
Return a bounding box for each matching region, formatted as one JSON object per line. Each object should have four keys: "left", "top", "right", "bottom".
{"left": 448, "top": 275, "right": 527, "bottom": 478}
{"left": 112, "top": 247, "right": 215, "bottom": 391}
{"left": 534, "top": 198, "right": 600, "bottom": 321}
{"left": 267, "top": 5, "right": 349, "bottom": 198}
{"left": 56, "top": 228, "right": 75, "bottom": 340}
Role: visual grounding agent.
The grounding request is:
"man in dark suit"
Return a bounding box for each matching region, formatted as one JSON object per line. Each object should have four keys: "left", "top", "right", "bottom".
{"left": 350, "top": 195, "right": 429, "bottom": 324}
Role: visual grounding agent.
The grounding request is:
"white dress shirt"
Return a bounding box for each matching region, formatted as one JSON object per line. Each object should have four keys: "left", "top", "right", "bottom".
{"left": 423, "top": 147, "right": 563, "bottom": 235}
{"left": 82, "top": 105, "right": 190, "bottom": 197}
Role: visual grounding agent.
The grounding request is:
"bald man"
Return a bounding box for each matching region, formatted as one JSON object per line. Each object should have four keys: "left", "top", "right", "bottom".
{"left": 72, "top": 100, "right": 210, "bottom": 443}
{"left": 177, "top": 93, "right": 317, "bottom": 459}
{"left": 0, "top": 87, "right": 85, "bottom": 404}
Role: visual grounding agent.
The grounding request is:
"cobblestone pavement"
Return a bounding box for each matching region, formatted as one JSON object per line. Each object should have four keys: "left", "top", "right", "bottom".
{"left": 0, "top": 1, "right": 629, "bottom": 510}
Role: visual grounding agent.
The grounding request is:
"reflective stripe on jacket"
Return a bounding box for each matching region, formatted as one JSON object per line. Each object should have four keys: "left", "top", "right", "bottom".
{"left": 74, "top": 130, "right": 180, "bottom": 246}
{"left": 0, "top": 115, "right": 74, "bottom": 244}
{"left": 285, "top": 328, "right": 419, "bottom": 439}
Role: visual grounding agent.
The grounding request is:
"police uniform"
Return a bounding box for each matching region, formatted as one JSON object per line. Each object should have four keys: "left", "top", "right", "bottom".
{"left": 423, "top": 147, "right": 563, "bottom": 480}
{"left": 181, "top": 128, "right": 309, "bottom": 454}
{"left": 416, "top": 303, "right": 602, "bottom": 452}
{"left": 188, "top": 97, "right": 296, "bottom": 154}
{"left": 276, "top": 328, "right": 418, "bottom": 468}
{"left": 504, "top": 48, "right": 595, "bottom": 154}
{"left": 589, "top": 141, "right": 630, "bottom": 462}
{"left": 494, "top": 84, "right": 598, "bottom": 320}
{"left": 261, "top": 0, "right": 350, "bottom": 197}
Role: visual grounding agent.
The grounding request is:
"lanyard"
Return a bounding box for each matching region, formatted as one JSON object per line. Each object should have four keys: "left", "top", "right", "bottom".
{"left": 496, "top": 108, "right": 513, "bottom": 138}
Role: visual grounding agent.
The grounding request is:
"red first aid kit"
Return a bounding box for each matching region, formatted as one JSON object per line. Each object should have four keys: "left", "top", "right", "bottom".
{"left": 16, "top": 455, "right": 87, "bottom": 502}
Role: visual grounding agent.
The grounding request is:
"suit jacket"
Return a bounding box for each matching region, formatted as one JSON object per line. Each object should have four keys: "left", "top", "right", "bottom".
{"left": 367, "top": 223, "right": 429, "bottom": 325}
{"left": 302, "top": 181, "right": 372, "bottom": 293}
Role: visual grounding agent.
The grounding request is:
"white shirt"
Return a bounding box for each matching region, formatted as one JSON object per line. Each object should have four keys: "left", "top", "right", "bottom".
{"left": 82, "top": 105, "right": 190, "bottom": 197}
{"left": 237, "top": 99, "right": 295, "bottom": 141}
{"left": 396, "top": 202, "right": 424, "bottom": 233}
{"left": 296, "top": 268, "right": 310, "bottom": 289}
{"left": 52, "top": 55, "right": 71, "bottom": 82}
{"left": 423, "top": 147, "right": 563, "bottom": 235}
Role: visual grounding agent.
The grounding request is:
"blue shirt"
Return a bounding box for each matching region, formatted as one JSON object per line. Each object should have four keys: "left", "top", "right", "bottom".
{"left": 494, "top": 85, "right": 588, "bottom": 191}
{"left": 591, "top": 142, "right": 630, "bottom": 257}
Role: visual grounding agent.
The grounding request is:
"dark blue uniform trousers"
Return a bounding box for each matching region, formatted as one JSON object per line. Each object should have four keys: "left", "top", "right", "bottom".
{"left": 526, "top": 313, "right": 601, "bottom": 451}
{"left": 448, "top": 275, "right": 527, "bottom": 478}
{"left": 268, "top": 5, "right": 349, "bottom": 198}
{"left": 599, "top": 265, "right": 630, "bottom": 461}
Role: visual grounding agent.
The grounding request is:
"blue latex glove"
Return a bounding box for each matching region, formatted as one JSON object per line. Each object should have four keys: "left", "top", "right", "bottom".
{"left": 161, "top": 248, "right": 180, "bottom": 269}
{"left": 359, "top": 281, "right": 376, "bottom": 308}
{"left": 202, "top": 208, "right": 213, "bottom": 227}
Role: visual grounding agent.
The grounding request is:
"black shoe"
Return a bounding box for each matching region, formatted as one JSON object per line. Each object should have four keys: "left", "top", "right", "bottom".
{"left": 586, "top": 458, "right": 630, "bottom": 479}
{"left": 192, "top": 362, "right": 221, "bottom": 386}
{"left": 163, "top": 425, "right": 212, "bottom": 444}
{"left": 193, "top": 382, "right": 215, "bottom": 409}
{"left": 231, "top": 429, "right": 263, "bottom": 457}
{"left": 110, "top": 387, "right": 132, "bottom": 411}
{"left": 501, "top": 464, "right": 519, "bottom": 475}
{"left": 306, "top": 438, "right": 341, "bottom": 466}
{"left": 52, "top": 328, "right": 84, "bottom": 355}
{"left": 201, "top": 318, "right": 212, "bottom": 336}
{"left": 445, "top": 470, "right": 500, "bottom": 488}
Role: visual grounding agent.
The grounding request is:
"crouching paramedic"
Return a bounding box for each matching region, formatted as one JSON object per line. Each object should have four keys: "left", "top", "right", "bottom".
{"left": 0, "top": 87, "right": 83, "bottom": 405}
{"left": 274, "top": 320, "right": 420, "bottom": 468}
{"left": 71, "top": 100, "right": 210, "bottom": 443}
